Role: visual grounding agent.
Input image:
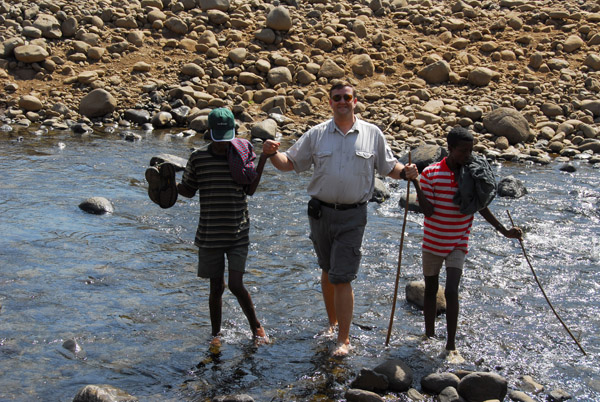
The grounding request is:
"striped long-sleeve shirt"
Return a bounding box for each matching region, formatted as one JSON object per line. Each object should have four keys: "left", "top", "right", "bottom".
{"left": 181, "top": 147, "right": 249, "bottom": 248}
{"left": 420, "top": 157, "right": 474, "bottom": 257}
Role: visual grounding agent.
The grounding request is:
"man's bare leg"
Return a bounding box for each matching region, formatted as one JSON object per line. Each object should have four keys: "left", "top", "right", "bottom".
{"left": 321, "top": 271, "right": 338, "bottom": 334}
{"left": 332, "top": 282, "right": 354, "bottom": 357}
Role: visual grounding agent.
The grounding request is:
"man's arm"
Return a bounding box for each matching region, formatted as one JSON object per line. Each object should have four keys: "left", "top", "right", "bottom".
{"left": 263, "top": 140, "right": 294, "bottom": 171}
{"left": 479, "top": 207, "right": 522, "bottom": 239}
{"left": 387, "top": 162, "right": 418, "bottom": 181}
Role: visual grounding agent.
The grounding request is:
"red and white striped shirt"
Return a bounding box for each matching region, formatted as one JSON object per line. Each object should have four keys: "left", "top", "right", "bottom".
{"left": 420, "top": 157, "right": 474, "bottom": 257}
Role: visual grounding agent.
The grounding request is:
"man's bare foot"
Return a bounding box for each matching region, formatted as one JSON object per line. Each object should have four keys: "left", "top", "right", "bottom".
{"left": 331, "top": 342, "right": 352, "bottom": 357}
{"left": 254, "top": 325, "right": 269, "bottom": 345}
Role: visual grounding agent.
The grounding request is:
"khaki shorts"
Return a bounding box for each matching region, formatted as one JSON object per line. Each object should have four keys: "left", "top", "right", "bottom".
{"left": 422, "top": 249, "right": 466, "bottom": 277}
{"left": 309, "top": 203, "right": 367, "bottom": 284}
{"left": 197, "top": 244, "right": 248, "bottom": 278}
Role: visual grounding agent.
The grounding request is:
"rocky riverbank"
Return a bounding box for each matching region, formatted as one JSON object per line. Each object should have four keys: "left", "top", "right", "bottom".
{"left": 1, "top": 0, "right": 600, "bottom": 165}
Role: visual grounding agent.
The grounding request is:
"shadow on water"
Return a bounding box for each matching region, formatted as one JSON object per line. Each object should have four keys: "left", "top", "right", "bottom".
{"left": 1, "top": 127, "right": 599, "bottom": 401}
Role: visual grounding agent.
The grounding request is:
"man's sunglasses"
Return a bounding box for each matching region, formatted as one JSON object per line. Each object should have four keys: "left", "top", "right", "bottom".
{"left": 331, "top": 94, "right": 353, "bottom": 102}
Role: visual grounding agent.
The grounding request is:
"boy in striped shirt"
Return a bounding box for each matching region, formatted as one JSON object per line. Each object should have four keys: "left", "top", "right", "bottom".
{"left": 413, "top": 127, "right": 522, "bottom": 362}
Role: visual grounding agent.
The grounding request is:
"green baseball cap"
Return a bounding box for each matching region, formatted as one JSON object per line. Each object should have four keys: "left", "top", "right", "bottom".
{"left": 208, "top": 107, "right": 235, "bottom": 142}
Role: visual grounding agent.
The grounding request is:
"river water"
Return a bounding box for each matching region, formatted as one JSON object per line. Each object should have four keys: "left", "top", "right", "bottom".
{"left": 1, "top": 125, "right": 599, "bottom": 401}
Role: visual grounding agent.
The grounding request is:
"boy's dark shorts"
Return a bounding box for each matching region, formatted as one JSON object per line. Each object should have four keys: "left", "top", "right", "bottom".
{"left": 197, "top": 244, "right": 248, "bottom": 278}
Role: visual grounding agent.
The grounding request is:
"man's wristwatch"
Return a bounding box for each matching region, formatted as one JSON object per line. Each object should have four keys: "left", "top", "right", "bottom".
{"left": 400, "top": 166, "right": 407, "bottom": 180}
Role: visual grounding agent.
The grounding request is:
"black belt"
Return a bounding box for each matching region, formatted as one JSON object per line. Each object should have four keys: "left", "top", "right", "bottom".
{"left": 318, "top": 200, "right": 366, "bottom": 210}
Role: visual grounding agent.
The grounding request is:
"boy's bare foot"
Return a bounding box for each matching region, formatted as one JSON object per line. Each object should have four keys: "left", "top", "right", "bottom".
{"left": 438, "top": 348, "right": 465, "bottom": 364}
{"left": 254, "top": 325, "right": 269, "bottom": 345}
{"left": 209, "top": 336, "right": 221, "bottom": 353}
{"left": 331, "top": 342, "right": 352, "bottom": 357}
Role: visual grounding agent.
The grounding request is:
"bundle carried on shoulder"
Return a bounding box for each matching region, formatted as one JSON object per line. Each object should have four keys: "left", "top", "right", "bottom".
{"left": 227, "top": 138, "right": 258, "bottom": 185}
{"left": 453, "top": 155, "right": 497, "bottom": 215}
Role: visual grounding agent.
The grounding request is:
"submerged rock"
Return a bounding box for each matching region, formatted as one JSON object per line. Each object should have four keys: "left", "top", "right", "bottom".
{"left": 79, "top": 197, "right": 114, "bottom": 215}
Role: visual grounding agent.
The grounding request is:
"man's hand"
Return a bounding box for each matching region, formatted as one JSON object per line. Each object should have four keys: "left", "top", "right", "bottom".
{"left": 404, "top": 163, "right": 418, "bottom": 180}
{"left": 263, "top": 139, "right": 280, "bottom": 156}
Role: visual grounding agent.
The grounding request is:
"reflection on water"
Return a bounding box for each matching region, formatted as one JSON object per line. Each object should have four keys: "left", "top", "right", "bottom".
{"left": 0, "top": 126, "right": 599, "bottom": 401}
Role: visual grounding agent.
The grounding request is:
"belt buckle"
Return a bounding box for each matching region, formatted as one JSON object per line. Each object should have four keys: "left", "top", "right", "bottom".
{"left": 333, "top": 203, "right": 342, "bottom": 210}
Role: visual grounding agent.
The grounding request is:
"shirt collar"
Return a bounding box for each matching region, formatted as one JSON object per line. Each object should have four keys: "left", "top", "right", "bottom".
{"left": 328, "top": 118, "right": 359, "bottom": 136}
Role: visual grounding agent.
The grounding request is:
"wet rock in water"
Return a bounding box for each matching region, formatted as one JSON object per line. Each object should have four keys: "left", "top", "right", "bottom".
{"left": 351, "top": 368, "right": 389, "bottom": 392}
{"left": 344, "top": 388, "right": 384, "bottom": 402}
{"left": 509, "top": 390, "right": 536, "bottom": 402}
{"left": 421, "top": 372, "right": 460, "bottom": 395}
{"left": 72, "top": 123, "right": 92, "bottom": 134}
{"left": 212, "top": 394, "right": 254, "bottom": 402}
{"left": 547, "top": 388, "right": 572, "bottom": 402}
{"left": 519, "top": 375, "right": 544, "bottom": 394}
{"left": 559, "top": 163, "right": 576, "bottom": 173}
{"left": 62, "top": 338, "right": 86, "bottom": 359}
{"left": 405, "top": 280, "right": 446, "bottom": 314}
{"left": 72, "top": 384, "right": 137, "bottom": 402}
{"left": 373, "top": 359, "right": 413, "bottom": 392}
{"left": 79, "top": 197, "right": 114, "bottom": 215}
{"left": 399, "top": 193, "right": 421, "bottom": 213}
{"left": 371, "top": 177, "right": 390, "bottom": 204}
{"left": 149, "top": 153, "right": 188, "bottom": 171}
{"left": 120, "top": 131, "right": 141, "bottom": 142}
{"left": 123, "top": 109, "right": 151, "bottom": 125}
{"left": 457, "top": 372, "right": 507, "bottom": 402}
{"left": 439, "top": 385, "right": 461, "bottom": 402}
{"left": 497, "top": 176, "right": 528, "bottom": 198}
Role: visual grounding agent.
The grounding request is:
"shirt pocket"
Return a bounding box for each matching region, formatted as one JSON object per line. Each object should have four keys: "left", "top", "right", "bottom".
{"left": 314, "top": 150, "right": 333, "bottom": 172}
{"left": 354, "top": 150, "right": 374, "bottom": 177}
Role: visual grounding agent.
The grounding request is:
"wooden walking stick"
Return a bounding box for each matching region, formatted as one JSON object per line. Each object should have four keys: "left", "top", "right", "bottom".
{"left": 507, "top": 210, "right": 586, "bottom": 355}
{"left": 386, "top": 153, "right": 411, "bottom": 346}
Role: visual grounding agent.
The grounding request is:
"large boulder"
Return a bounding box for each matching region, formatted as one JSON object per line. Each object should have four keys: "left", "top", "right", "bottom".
{"left": 33, "top": 14, "right": 62, "bottom": 39}
{"left": 457, "top": 372, "right": 508, "bottom": 402}
{"left": 267, "top": 66, "right": 293, "bottom": 86}
{"left": 350, "top": 54, "right": 375, "bottom": 76}
{"left": 483, "top": 107, "right": 530, "bottom": 144}
{"left": 266, "top": 6, "right": 293, "bottom": 31}
{"left": 417, "top": 60, "right": 451, "bottom": 84}
{"left": 373, "top": 359, "right": 413, "bottom": 392}
{"left": 405, "top": 280, "right": 446, "bottom": 313}
{"left": 250, "top": 119, "right": 278, "bottom": 140}
{"left": 318, "top": 59, "right": 345, "bottom": 78}
{"left": 199, "top": 0, "right": 230, "bottom": 11}
{"left": 398, "top": 144, "right": 447, "bottom": 173}
{"left": 14, "top": 45, "right": 49, "bottom": 63}
{"left": 79, "top": 89, "right": 117, "bottom": 118}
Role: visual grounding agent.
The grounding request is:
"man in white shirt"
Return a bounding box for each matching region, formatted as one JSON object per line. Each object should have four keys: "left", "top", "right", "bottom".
{"left": 262, "top": 81, "right": 418, "bottom": 356}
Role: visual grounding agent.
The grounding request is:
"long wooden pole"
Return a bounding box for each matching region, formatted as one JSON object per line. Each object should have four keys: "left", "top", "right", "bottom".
{"left": 386, "top": 153, "right": 411, "bottom": 346}
{"left": 507, "top": 210, "right": 586, "bottom": 355}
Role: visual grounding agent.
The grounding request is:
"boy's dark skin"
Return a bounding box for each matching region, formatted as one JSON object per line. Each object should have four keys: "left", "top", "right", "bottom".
{"left": 413, "top": 139, "right": 522, "bottom": 352}
{"left": 177, "top": 141, "right": 270, "bottom": 345}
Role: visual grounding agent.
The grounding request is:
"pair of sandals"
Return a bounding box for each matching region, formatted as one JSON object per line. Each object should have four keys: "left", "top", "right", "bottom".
{"left": 145, "top": 163, "right": 178, "bottom": 209}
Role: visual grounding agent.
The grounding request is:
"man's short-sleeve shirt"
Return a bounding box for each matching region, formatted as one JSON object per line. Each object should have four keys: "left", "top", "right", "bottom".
{"left": 285, "top": 118, "right": 397, "bottom": 204}
{"left": 181, "top": 147, "right": 250, "bottom": 248}
{"left": 420, "top": 157, "right": 474, "bottom": 257}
